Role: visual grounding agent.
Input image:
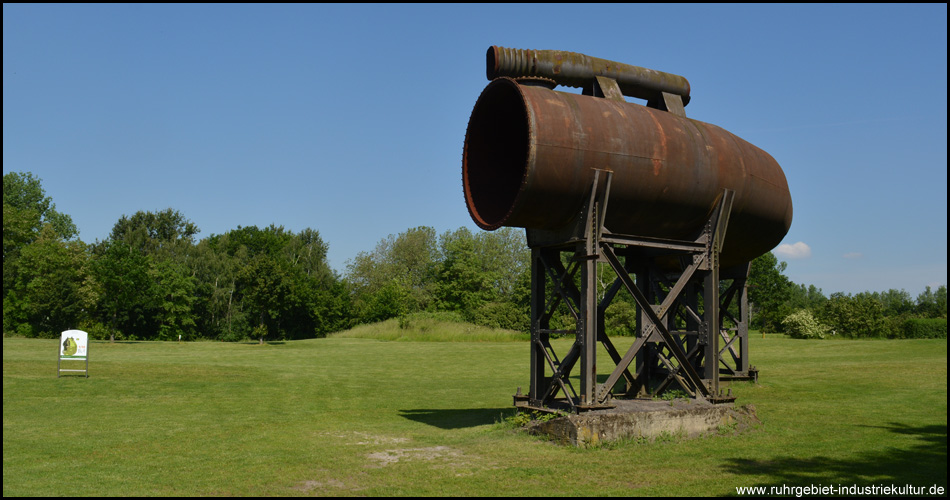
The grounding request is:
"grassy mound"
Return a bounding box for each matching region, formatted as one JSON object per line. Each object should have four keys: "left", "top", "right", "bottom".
{"left": 330, "top": 312, "right": 530, "bottom": 342}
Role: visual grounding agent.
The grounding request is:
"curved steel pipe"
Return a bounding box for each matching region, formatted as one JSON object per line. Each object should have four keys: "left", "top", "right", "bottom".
{"left": 462, "top": 78, "right": 792, "bottom": 267}
{"left": 487, "top": 45, "right": 691, "bottom": 105}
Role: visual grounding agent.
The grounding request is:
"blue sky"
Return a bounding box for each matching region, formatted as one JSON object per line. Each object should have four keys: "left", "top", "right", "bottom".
{"left": 3, "top": 4, "right": 947, "bottom": 297}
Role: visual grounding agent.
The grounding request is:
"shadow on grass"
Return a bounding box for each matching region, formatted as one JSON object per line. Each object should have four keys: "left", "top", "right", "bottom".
{"left": 399, "top": 408, "right": 515, "bottom": 429}
{"left": 721, "top": 422, "right": 947, "bottom": 486}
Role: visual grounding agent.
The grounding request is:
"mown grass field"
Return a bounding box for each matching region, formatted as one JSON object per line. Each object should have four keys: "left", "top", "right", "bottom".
{"left": 3, "top": 324, "right": 947, "bottom": 496}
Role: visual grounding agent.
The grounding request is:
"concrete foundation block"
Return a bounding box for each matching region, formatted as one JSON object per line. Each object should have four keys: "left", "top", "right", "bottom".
{"left": 525, "top": 399, "right": 760, "bottom": 447}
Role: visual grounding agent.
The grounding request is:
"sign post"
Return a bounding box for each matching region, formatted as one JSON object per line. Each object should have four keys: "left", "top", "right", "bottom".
{"left": 58, "top": 329, "right": 89, "bottom": 378}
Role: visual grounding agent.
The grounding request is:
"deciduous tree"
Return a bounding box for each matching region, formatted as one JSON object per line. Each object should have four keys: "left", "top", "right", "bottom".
{"left": 3, "top": 172, "right": 78, "bottom": 303}
{"left": 2, "top": 225, "right": 94, "bottom": 337}
{"left": 748, "top": 252, "right": 793, "bottom": 333}
{"left": 91, "top": 240, "right": 156, "bottom": 341}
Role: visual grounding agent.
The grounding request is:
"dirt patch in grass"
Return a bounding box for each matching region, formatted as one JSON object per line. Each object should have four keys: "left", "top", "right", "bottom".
{"left": 291, "top": 478, "right": 349, "bottom": 492}
{"left": 365, "top": 445, "right": 464, "bottom": 468}
{"left": 314, "top": 430, "right": 411, "bottom": 446}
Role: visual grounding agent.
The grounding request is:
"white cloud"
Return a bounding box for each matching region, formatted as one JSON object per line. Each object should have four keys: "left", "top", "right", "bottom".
{"left": 842, "top": 252, "right": 864, "bottom": 259}
{"left": 774, "top": 241, "right": 812, "bottom": 259}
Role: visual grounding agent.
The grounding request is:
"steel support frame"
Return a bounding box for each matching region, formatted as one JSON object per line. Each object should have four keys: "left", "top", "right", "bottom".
{"left": 518, "top": 172, "right": 749, "bottom": 413}
{"left": 718, "top": 263, "right": 755, "bottom": 380}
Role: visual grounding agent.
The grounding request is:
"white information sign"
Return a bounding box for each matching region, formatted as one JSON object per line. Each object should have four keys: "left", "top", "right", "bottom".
{"left": 60, "top": 329, "right": 88, "bottom": 359}
{"left": 58, "top": 329, "right": 89, "bottom": 377}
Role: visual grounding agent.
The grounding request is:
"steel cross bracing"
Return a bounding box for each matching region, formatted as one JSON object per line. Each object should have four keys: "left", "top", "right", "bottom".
{"left": 515, "top": 172, "right": 754, "bottom": 413}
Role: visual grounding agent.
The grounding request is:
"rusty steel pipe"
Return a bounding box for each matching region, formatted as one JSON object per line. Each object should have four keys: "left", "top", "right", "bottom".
{"left": 488, "top": 45, "right": 691, "bottom": 105}
{"left": 462, "top": 77, "right": 793, "bottom": 267}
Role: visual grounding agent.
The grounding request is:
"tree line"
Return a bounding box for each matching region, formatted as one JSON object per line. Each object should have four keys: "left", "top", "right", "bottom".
{"left": 3, "top": 171, "right": 947, "bottom": 342}
{"left": 749, "top": 251, "right": 946, "bottom": 339}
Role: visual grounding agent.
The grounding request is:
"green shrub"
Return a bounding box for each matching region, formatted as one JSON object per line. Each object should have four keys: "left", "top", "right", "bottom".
{"left": 467, "top": 302, "right": 528, "bottom": 331}
{"left": 781, "top": 309, "right": 829, "bottom": 339}
{"left": 604, "top": 300, "right": 637, "bottom": 337}
{"left": 77, "top": 319, "right": 111, "bottom": 341}
{"left": 900, "top": 318, "right": 947, "bottom": 339}
{"left": 818, "top": 293, "right": 888, "bottom": 338}
{"left": 15, "top": 323, "right": 34, "bottom": 338}
{"left": 884, "top": 316, "right": 907, "bottom": 339}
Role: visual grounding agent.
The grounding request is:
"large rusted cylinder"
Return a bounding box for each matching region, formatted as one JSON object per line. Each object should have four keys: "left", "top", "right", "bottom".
{"left": 462, "top": 77, "right": 793, "bottom": 267}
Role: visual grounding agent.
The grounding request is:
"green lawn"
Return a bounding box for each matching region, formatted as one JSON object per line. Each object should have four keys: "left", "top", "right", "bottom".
{"left": 3, "top": 330, "right": 946, "bottom": 496}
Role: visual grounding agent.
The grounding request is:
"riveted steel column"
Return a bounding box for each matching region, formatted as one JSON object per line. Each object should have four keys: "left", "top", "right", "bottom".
{"left": 529, "top": 247, "right": 546, "bottom": 404}
{"left": 579, "top": 254, "right": 597, "bottom": 406}
{"left": 738, "top": 271, "right": 751, "bottom": 374}
{"left": 703, "top": 190, "right": 734, "bottom": 392}
{"left": 703, "top": 265, "right": 720, "bottom": 388}
{"left": 579, "top": 244, "right": 598, "bottom": 407}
